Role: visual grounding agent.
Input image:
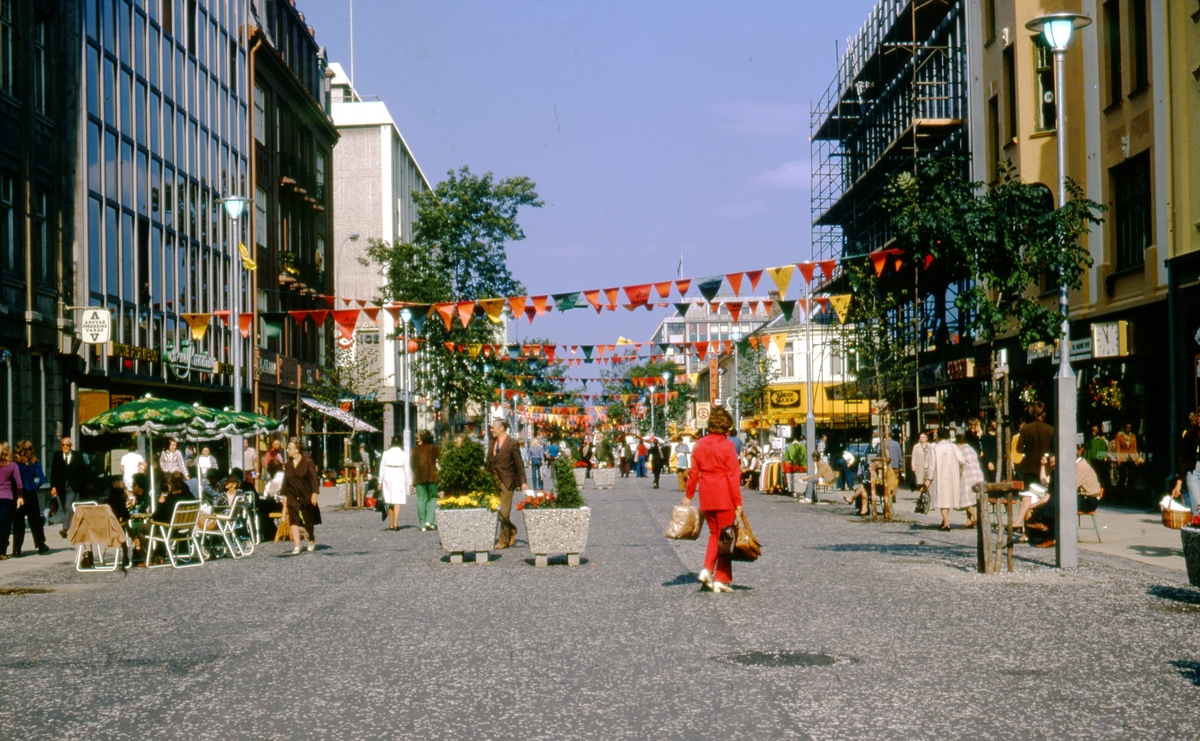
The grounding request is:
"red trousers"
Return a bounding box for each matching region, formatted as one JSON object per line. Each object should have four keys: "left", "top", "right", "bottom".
{"left": 703, "top": 509, "right": 737, "bottom": 584}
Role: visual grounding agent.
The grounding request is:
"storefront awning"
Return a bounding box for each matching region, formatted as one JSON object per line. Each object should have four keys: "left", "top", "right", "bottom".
{"left": 300, "top": 397, "right": 380, "bottom": 433}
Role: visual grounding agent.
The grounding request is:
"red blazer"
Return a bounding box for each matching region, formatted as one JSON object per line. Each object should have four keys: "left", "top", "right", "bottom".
{"left": 685, "top": 434, "right": 743, "bottom": 511}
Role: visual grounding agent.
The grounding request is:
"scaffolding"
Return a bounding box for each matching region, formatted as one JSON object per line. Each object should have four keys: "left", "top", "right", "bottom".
{"left": 810, "top": 0, "right": 973, "bottom": 435}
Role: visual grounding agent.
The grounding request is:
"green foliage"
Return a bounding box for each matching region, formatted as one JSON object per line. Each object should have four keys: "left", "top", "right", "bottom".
{"left": 436, "top": 438, "right": 498, "bottom": 496}
{"left": 299, "top": 361, "right": 384, "bottom": 431}
{"left": 367, "top": 166, "right": 543, "bottom": 418}
{"left": 601, "top": 358, "right": 691, "bottom": 436}
{"left": 596, "top": 436, "right": 614, "bottom": 465}
{"left": 737, "top": 341, "right": 780, "bottom": 425}
{"left": 550, "top": 457, "right": 586, "bottom": 509}
{"left": 844, "top": 261, "right": 917, "bottom": 407}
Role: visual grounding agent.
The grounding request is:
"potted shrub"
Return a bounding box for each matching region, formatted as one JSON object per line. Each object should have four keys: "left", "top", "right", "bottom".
{"left": 520, "top": 457, "right": 590, "bottom": 566}
{"left": 1182, "top": 515, "right": 1200, "bottom": 588}
{"left": 572, "top": 459, "right": 588, "bottom": 488}
{"left": 435, "top": 438, "right": 500, "bottom": 564}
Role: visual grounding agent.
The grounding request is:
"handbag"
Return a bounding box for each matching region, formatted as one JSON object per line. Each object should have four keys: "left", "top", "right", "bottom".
{"left": 914, "top": 485, "right": 930, "bottom": 514}
{"left": 717, "top": 511, "right": 761, "bottom": 562}
{"left": 665, "top": 504, "right": 703, "bottom": 540}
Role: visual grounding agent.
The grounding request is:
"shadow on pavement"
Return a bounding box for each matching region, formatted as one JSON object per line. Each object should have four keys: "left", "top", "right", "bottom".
{"left": 521, "top": 556, "right": 590, "bottom": 567}
{"left": 1147, "top": 585, "right": 1200, "bottom": 605}
{"left": 663, "top": 572, "right": 697, "bottom": 587}
{"left": 1129, "top": 545, "right": 1184, "bottom": 559}
{"left": 812, "top": 542, "right": 975, "bottom": 558}
{"left": 1170, "top": 661, "right": 1200, "bottom": 686}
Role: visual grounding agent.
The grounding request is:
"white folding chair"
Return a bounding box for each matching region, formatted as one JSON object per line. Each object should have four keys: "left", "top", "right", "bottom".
{"left": 70, "top": 502, "right": 126, "bottom": 572}
{"left": 145, "top": 501, "right": 204, "bottom": 568}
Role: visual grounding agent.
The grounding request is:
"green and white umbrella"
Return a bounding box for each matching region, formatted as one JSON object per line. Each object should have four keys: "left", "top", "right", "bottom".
{"left": 81, "top": 396, "right": 221, "bottom": 436}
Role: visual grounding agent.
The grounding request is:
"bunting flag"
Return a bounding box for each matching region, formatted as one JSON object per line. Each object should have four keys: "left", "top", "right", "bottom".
{"left": 213, "top": 310, "right": 230, "bottom": 326}
{"left": 697, "top": 277, "right": 723, "bottom": 302}
{"left": 456, "top": 301, "right": 476, "bottom": 328}
{"left": 524, "top": 306, "right": 537, "bottom": 323}
{"left": 238, "top": 314, "right": 252, "bottom": 339}
{"left": 321, "top": 295, "right": 336, "bottom": 308}
{"left": 744, "top": 269, "right": 763, "bottom": 292}
{"left": 581, "top": 345, "right": 594, "bottom": 360}
{"left": 181, "top": 313, "right": 213, "bottom": 342}
{"left": 766, "top": 265, "right": 794, "bottom": 298}
{"left": 261, "top": 316, "right": 284, "bottom": 339}
{"left": 674, "top": 303, "right": 691, "bottom": 318}
{"left": 238, "top": 242, "right": 257, "bottom": 271}
{"left": 870, "top": 250, "right": 889, "bottom": 277}
{"left": 829, "top": 294, "right": 852, "bottom": 324}
{"left": 725, "top": 272, "right": 744, "bottom": 296}
{"left": 623, "top": 284, "right": 652, "bottom": 306}
{"left": 726, "top": 302, "right": 743, "bottom": 323}
{"left": 813, "top": 296, "right": 830, "bottom": 312}
{"left": 694, "top": 342, "right": 708, "bottom": 361}
{"left": 466, "top": 344, "right": 483, "bottom": 359}
{"left": 287, "top": 310, "right": 310, "bottom": 325}
{"left": 582, "top": 289, "right": 601, "bottom": 309}
{"left": 478, "top": 298, "right": 506, "bottom": 323}
{"left": 508, "top": 296, "right": 527, "bottom": 318}
{"left": 772, "top": 332, "right": 788, "bottom": 354}
{"left": 797, "top": 262, "right": 816, "bottom": 285}
{"left": 817, "top": 259, "right": 837, "bottom": 281}
{"left": 603, "top": 288, "right": 620, "bottom": 306}
{"left": 747, "top": 335, "right": 760, "bottom": 350}
{"left": 531, "top": 296, "right": 550, "bottom": 316}
{"left": 675, "top": 279, "right": 691, "bottom": 297}
{"left": 761, "top": 299, "right": 774, "bottom": 316}
{"left": 362, "top": 307, "right": 381, "bottom": 324}
{"left": 653, "top": 281, "right": 673, "bottom": 298}
{"left": 797, "top": 298, "right": 808, "bottom": 317}
{"left": 777, "top": 299, "right": 796, "bottom": 323}
{"left": 435, "top": 303, "right": 456, "bottom": 331}
{"left": 332, "top": 309, "right": 361, "bottom": 342}
{"left": 552, "top": 292, "right": 582, "bottom": 311}
{"left": 309, "top": 310, "right": 329, "bottom": 327}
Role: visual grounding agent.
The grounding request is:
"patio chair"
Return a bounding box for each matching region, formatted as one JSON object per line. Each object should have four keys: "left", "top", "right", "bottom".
{"left": 195, "top": 499, "right": 247, "bottom": 559}
{"left": 68, "top": 502, "right": 127, "bottom": 572}
{"left": 144, "top": 500, "right": 204, "bottom": 568}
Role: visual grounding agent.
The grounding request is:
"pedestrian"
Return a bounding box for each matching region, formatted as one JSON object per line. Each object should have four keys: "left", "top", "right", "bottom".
{"left": 581, "top": 439, "right": 593, "bottom": 479}
{"left": 487, "top": 418, "right": 528, "bottom": 549}
{"left": 649, "top": 439, "right": 664, "bottom": 489}
{"left": 673, "top": 437, "right": 691, "bottom": 492}
{"left": 924, "top": 429, "right": 972, "bottom": 531}
{"left": 262, "top": 438, "right": 283, "bottom": 472}
{"left": 281, "top": 439, "right": 321, "bottom": 554}
{"left": 411, "top": 430, "right": 440, "bottom": 531}
{"left": 1113, "top": 423, "right": 1140, "bottom": 489}
{"left": 158, "top": 438, "right": 189, "bottom": 479}
{"left": 50, "top": 437, "right": 90, "bottom": 537}
{"left": 1017, "top": 403, "right": 1054, "bottom": 487}
{"left": 378, "top": 437, "right": 410, "bottom": 531}
{"left": 528, "top": 438, "right": 544, "bottom": 490}
{"left": 817, "top": 434, "right": 828, "bottom": 458}
{"left": 1171, "top": 413, "right": 1200, "bottom": 515}
{"left": 636, "top": 438, "right": 648, "bottom": 478}
{"left": 0, "top": 442, "right": 24, "bottom": 559}
{"left": 955, "top": 434, "right": 982, "bottom": 529}
{"left": 12, "top": 441, "right": 48, "bottom": 556}
{"left": 617, "top": 440, "right": 631, "bottom": 478}
{"left": 358, "top": 442, "right": 373, "bottom": 473}
{"left": 1084, "top": 425, "right": 1110, "bottom": 488}
{"left": 195, "top": 445, "right": 217, "bottom": 481}
{"left": 981, "top": 421, "right": 999, "bottom": 478}
{"left": 119, "top": 441, "right": 145, "bottom": 496}
{"left": 243, "top": 439, "right": 259, "bottom": 486}
{"left": 911, "top": 432, "right": 931, "bottom": 490}
{"left": 682, "top": 407, "right": 743, "bottom": 593}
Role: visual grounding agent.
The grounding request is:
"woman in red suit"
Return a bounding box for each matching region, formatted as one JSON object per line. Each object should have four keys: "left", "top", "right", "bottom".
{"left": 682, "top": 406, "right": 743, "bottom": 592}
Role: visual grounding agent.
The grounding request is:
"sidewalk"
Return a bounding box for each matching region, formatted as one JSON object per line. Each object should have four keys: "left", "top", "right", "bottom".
{"left": 876, "top": 486, "right": 1187, "bottom": 572}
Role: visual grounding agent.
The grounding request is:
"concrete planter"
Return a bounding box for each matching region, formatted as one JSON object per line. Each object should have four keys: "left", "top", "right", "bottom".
{"left": 593, "top": 468, "right": 616, "bottom": 489}
{"left": 437, "top": 508, "right": 497, "bottom": 564}
{"left": 1182, "top": 527, "right": 1200, "bottom": 588}
{"left": 572, "top": 469, "right": 587, "bottom": 487}
{"left": 522, "top": 507, "right": 590, "bottom": 566}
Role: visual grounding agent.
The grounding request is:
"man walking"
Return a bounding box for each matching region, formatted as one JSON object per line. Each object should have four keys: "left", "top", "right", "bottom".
{"left": 487, "top": 419, "right": 528, "bottom": 549}
{"left": 673, "top": 437, "right": 691, "bottom": 492}
{"left": 50, "top": 438, "right": 90, "bottom": 536}
{"left": 1017, "top": 402, "right": 1054, "bottom": 487}
{"left": 411, "top": 430, "right": 440, "bottom": 531}
{"left": 527, "top": 438, "right": 544, "bottom": 490}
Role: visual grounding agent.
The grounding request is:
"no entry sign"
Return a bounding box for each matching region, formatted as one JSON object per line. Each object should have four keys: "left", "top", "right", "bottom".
{"left": 79, "top": 309, "right": 111, "bottom": 344}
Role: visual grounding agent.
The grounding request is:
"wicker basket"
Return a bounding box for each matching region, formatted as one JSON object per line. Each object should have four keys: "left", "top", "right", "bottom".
{"left": 1163, "top": 509, "right": 1192, "bottom": 530}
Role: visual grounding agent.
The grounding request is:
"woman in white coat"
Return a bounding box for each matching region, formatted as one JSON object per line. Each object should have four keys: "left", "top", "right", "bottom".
{"left": 378, "top": 437, "right": 411, "bottom": 531}
{"left": 923, "top": 430, "right": 975, "bottom": 531}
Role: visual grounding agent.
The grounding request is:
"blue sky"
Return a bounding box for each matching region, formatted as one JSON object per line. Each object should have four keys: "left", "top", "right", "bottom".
{"left": 302, "top": 0, "right": 878, "bottom": 375}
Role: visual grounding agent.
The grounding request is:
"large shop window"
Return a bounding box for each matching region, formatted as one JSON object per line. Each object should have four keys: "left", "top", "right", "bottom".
{"left": 0, "top": 0, "right": 12, "bottom": 95}
{"left": 1112, "top": 151, "right": 1151, "bottom": 271}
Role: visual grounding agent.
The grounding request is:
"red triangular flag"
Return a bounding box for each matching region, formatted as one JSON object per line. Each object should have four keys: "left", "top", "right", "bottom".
{"left": 725, "top": 273, "right": 744, "bottom": 296}
{"left": 524, "top": 307, "right": 537, "bottom": 323}
{"left": 694, "top": 342, "right": 708, "bottom": 361}
{"left": 727, "top": 302, "right": 743, "bottom": 323}
{"left": 238, "top": 314, "right": 252, "bottom": 339}
{"left": 288, "top": 310, "right": 310, "bottom": 324}
{"left": 817, "top": 259, "right": 837, "bottom": 281}
{"left": 332, "top": 309, "right": 360, "bottom": 342}
{"left": 870, "top": 251, "right": 888, "bottom": 277}
{"left": 544, "top": 345, "right": 556, "bottom": 363}
{"left": 213, "top": 310, "right": 230, "bottom": 325}
{"left": 745, "top": 270, "right": 763, "bottom": 292}
{"left": 623, "top": 284, "right": 652, "bottom": 305}
{"left": 309, "top": 310, "right": 329, "bottom": 326}
{"left": 797, "top": 262, "right": 816, "bottom": 284}
{"left": 321, "top": 296, "right": 336, "bottom": 308}
{"left": 362, "top": 307, "right": 381, "bottom": 324}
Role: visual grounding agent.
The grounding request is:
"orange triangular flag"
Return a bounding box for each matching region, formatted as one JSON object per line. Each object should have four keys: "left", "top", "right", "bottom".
{"left": 362, "top": 307, "right": 381, "bottom": 324}
{"left": 654, "top": 281, "right": 673, "bottom": 299}
{"left": 507, "top": 296, "right": 527, "bottom": 317}
{"left": 675, "top": 279, "right": 691, "bottom": 297}
{"left": 435, "top": 303, "right": 456, "bottom": 331}
{"left": 583, "top": 289, "right": 601, "bottom": 308}
{"left": 531, "top": 296, "right": 549, "bottom": 316}
{"left": 456, "top": 301, "right": 476, "bottom": 328}
{"left": 725, "top": 273, "right": 743, "bottom": 296}
{"left": 870, "top": 251, "right": 888, "bottom": 277}
{"left": 817, "top": 259, "right": 837, "bottom": 281}
{"left": 603, "top": 288, "right": 620, "bottom": 306}
{"left": 727, "top": 302, "right": 743, "bottom": 323}
{"left": 797, "top": 262, "right": 816, "bottom": 284}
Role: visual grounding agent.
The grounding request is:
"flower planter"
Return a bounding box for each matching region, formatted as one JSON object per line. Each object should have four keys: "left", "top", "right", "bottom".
{"left": 593, "top": 468, "right": 616, "bottom": 490}
{"left": 1182, "top": 527, "right": 1200, "bottom": 588}
{"left": 572, "top": 469, "right": 587, "bottom": 487}
{"left": 522, "top": 507, "right": 590, "bottom": 567}
{"left": 437, "top": 508, "right": 497, "bottom": 564}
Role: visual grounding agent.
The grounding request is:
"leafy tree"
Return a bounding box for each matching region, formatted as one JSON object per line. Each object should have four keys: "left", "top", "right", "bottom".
{"left": 737, "top": 340, "right": 780, "bottom": 430}
{"left": 600, "top": 357, "right": 691, "bottom": 437}
{"left": 437, "top": 437, "right": 498, "bottom": 495}
{"left": 367, "top": 166, "right": 543, "bottom": 420}
{"left": 550, "top": 457, "right": 586, "bottom": 508}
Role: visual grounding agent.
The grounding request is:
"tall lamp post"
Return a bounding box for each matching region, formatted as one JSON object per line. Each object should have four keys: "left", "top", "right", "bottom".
{"left": 649, "top": 384, "right": 657, "bottom": 439}
{"left": 731, "top": 330, "right": 741, "bottom": 433}
{"left": 804, "top": 288, "right": 816, "bottom": 471}
{"left": 663, "top": 372, "right": 672, "bottom": 434}
{"left": 400, "top": 307, "right": 412, "bottom": 451}
{"left": 1025, "top": 12, "right": 1090, "bottom": 569}
{"left": 219, "top": 195, "right": 252, "bottom": 459}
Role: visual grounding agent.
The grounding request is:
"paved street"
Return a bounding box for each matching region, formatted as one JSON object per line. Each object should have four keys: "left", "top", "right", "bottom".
{"left": 1, "top": 476, "right": 1198, "bottom": 740}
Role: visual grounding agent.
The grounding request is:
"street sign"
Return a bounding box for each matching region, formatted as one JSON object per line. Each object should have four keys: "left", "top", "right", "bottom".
{"left": 79, "top": 309, "right": 111, "bottom": 344}
{"left": 695, "top": 402, "right": 711, "bottom": 426}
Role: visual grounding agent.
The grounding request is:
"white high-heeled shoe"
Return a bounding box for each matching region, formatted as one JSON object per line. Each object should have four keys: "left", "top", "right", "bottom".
{"left": 712, "top": 581, "right": 734, "bottom": 593}
{"left": 290, "top": 546, "right": 301, "bottom": 555}
{"left": 697, "top": 569, "right": 714, "bottom": 589}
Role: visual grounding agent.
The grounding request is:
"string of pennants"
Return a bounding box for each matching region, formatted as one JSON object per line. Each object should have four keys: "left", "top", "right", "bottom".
{"left": 496, "top": 388, "right": 681, "bottom": 403}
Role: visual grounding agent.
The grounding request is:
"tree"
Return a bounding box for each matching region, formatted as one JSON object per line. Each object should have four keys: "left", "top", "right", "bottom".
{"left": 367, "top": 166, "right": 543, "bottom": 420}
{"left": 601, "top": 357, "right": 691, "bottom": 437}
{"left": 737, "top": 340, "right": 780, "bottom": 432}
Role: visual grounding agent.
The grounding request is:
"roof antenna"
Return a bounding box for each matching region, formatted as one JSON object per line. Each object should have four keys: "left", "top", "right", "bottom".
{"left": 349, "top": 0, "right": 355, "bottom": 88}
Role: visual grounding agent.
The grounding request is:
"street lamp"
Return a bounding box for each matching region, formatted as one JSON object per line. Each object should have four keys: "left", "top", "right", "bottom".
{"left": 400, "top": 307, "right": 412, "bottom": 452}
{"left": 663, "top": 372, "right": 672, "bottom": 433}
{"left": 1025, "top": 11, "right": 1091, "bottom": 570}
{"left": 219, "top": 195, "right": 252, "bottom": 457}
{"left": 730, "top": 330, "right": 741, "bottom": 433}
{"left": 649, "top": 384, "right": 657, "bottom": 438}
{"left": 482, "top": 363, "right": 491, "bottom": 450}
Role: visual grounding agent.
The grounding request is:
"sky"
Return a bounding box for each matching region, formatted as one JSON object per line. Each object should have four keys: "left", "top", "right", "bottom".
{"left": 301, "top": 0, "right": 878, "bottom": 382}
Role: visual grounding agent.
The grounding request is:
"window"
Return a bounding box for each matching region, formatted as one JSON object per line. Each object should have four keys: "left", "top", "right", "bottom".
{"left": 1034, "top": 39, "right": 1055, "bottom": 132}
{"left": 34, "top": 191, "right": 48, "bottom": 283}
{"left": 0, "top": 0, "right": 11, "bottom": 95}
{"left": 0, "top": 174, "right": 12, "bottom": 275}
{"left": 255, "top": 186, "right": 266, "bottom": 247}
{"left": 162, "top": 0, "right": 173, "bottom": 37}
{"left": 780, "top": 343, "right": 795, "bottom": 377}
{"left": 1131, "top": 0, "right": 1148, "bottom": 89}
{"left": 987, "top": 96, "right": 1001, "bottom": 180}
{"left": 315, "top": 151, "right": 325, "bottom": 202}
{"left": 253, "top": 83, "right": 265, "bottom": 144}
{"left": 229, "top": 39, "right": 237, "bottom": 94}
{"left": 186, "top": 0, "right": 195, "bottom": 53}
{"left": 1003, "top": 46, "right": 1017, "bottom": 142}
{"left": 1113, "top": 151, "right": 1151, "bottom": 270}
{"left": 1104, "top": 0, "right": 1122, "bottom": 105}
{"left": 34, "top": 19, "right": 47, "bottom": 113}
{"left": 984, "top": 0, "right": 996, "bottom": 42}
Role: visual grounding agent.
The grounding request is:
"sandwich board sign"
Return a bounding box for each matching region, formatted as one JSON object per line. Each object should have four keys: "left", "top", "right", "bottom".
{"left": 80, "top": 309, "right": 112, "bottom": 345}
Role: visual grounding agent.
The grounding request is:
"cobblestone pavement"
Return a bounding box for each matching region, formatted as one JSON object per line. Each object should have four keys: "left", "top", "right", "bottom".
{"left": 1, "top": 477, "right": 1198, "bottom": 740}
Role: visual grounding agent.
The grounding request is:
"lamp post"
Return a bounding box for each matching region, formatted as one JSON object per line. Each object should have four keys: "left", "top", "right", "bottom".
{"left": 482, "top": 363, "right": 491, "bottom": 451}
{"left": 663, "top": 372, "right": 672, "bottom": 433}
{"left": 400, "top": 307, "right": 412, "bottom": 452}
{"left": 1025, "top": 12, "right": 1090, "bottom": 569}
{"left": 804, "top": 286, "right": 816, "bottom": 472}
{"left": 219, "top": 195, "right": 252, "bottom": 459}
{"left": 731, "top": 330, "right": 741, "bottom": 433}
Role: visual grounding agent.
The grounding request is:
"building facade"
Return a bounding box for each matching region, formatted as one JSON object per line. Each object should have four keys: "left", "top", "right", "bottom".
{"left": 248, "top": 0, "right": 336, "bottom": 429}
{"left": 328, "top": 62, "right": 430, "bottom": 443}
{"left": 0, "top": 0, "right": 81, "bottom": 462}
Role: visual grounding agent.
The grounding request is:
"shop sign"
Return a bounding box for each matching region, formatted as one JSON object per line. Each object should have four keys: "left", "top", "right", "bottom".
{"left": 1092, "top": 320, "right": 1131, "bottom": 357}
{"left": 769, "top": 389, "right": 801, "bottom": 407}
{"left": 695, "top": 402, "right": 711, "bottom": 427}
{"left": 79, "top": 309, "right": 111, "bottom": 344}
{"left": 1027, "top": 342, "right": 1054, "bottom": 363}
{"left": 946, "top": 358, "right": 975, "bottom": 380}
{"left": 108, "top": 342, "right": 157, "bottom": 363}
{"left": 1069, "top": 338, "right": 1093, "bottom": 362}
{"left": 162, "top": 350, "right": 232, "bottom": 378}
{"left": 256, "top": 352, "right": 278, "bottom": 379}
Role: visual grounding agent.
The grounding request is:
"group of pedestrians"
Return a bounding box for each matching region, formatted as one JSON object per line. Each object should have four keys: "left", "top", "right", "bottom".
{"left": 376, "top": 431, "right": 442, "bottom": 532}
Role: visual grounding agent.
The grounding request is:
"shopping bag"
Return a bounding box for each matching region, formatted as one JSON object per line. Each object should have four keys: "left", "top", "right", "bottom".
{"left": 665, "top": 504, "right": 703, "bottom": 540}
{"left": 731, "top": 511, "right": 761, "bottom": 562}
